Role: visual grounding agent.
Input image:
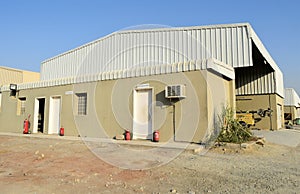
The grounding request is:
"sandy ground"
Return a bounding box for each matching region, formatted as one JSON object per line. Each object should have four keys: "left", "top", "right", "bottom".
{"left": 0, "top": 134, "right": 299, "bottom": 194}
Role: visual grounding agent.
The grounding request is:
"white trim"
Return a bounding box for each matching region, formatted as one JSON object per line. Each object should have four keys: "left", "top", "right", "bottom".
{"left": 133, "top": 88, "right": 153, "bottom": 140}
{"left": 48, "top": 96, "right": 62, "bottom": 134}
{"left": 33, "top": 97, "right": 46, "bottom": 133}
{"left": 0, "top": 59, "right": 234, "bottom": 92}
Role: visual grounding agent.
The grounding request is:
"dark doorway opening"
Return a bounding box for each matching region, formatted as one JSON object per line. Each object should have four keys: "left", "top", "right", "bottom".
{"left": 38, "top": 98, "right": 45, "bottom": 133}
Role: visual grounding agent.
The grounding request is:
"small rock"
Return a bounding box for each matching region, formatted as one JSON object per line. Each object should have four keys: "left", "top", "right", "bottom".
{"left": 115, "top": 134, "right": 125, "bottom": 140}
{"left": 105, "top": 183, "right": 109, "bottom": 187}
{"left": 41, "top": 154, "right": 45, "bottom": 158}
{"left": 23, "top": 172, "right": 27, "bottom": 176}
{"left": 260, "top": 137, "right": 266, "bottom": 142}
{"left": 193, "top": 147, "right": 203, "bottom": 154}
{"left": 170, "top": 188, "right": 177, "bottom": 193}
{"left": 241, "top": 143, "right": 248, "bottom": 149}
{"left": 188, "top": 191, "right": 196, "bottom": 194}
{"left": 35, "top": 150, "right": 39, "bottom": 155}
{"left": 75, "top": 178, "right": 80, "bottom": 183}
{"left": 256, "top": 139, "right": 265, "bottom": 147}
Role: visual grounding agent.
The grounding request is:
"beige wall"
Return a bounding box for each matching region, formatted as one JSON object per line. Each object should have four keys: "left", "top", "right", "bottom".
{"left": 0, "top": 85, "right": 78, "bottom": 136}
{"left": 0, "top": 70, "right": 234, "bottom": 143}
{"left": 236, "top": 94, "right": 284, "bottom": 130}
{"left": 94, "top": 70, "right": 234, "bottom": 143}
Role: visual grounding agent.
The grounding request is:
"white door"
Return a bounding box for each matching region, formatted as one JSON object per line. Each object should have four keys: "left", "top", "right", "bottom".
{"left": 48, "top": 96, "right": 61, "bottom": 134}
{"left": 33, "top": 98, "right": 39, "bottom": 133}
{"left": 133, "top": 89, "right": 152, "bottom": 139}
{"left": 277, "top": 104, "right": 282, "bottom": 129}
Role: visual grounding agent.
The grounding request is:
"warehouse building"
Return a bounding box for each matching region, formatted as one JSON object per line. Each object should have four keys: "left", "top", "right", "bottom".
{"left": 284, "top": 88, "right": 300, "bottom": 123}
{"left": 0, "top": 66, "right": 40, "bottom": 113}
{"left": 0, "top": 23, "right": 284, "bottom": 143}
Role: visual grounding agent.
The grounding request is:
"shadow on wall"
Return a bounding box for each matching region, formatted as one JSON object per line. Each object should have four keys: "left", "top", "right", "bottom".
{"left": 156, "top": 90, "right": 171, "bottom": 107}
{"left": 155, "top": 90, "right": 180, "bottom": 107}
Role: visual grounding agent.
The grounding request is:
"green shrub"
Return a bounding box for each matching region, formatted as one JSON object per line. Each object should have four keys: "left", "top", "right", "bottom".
{"left": 217, "top": 107, "right": 253, "bottom": 144}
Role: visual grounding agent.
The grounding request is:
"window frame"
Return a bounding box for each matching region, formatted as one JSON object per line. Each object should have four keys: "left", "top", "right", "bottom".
{"left": 17, "top": 97, "right": 26, "bottom": 116}
{"left": 75, "top": 93, "right": 87, "bottom": 116}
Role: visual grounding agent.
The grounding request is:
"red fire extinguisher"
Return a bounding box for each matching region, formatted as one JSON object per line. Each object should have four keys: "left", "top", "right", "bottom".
{"left": 125, "top": 130, "right": 131, "bottom": 140}
{"left": 60, "top": 127, "right": 64, "bottom": 136}
{"left": 23, "top": 114, "right": 31, "bottom": 134}
{"left": 153, "top": 130, "right": 159, "bottom": 142}
{"left": 23, "top": 119, "right": 29, "bottom": 134}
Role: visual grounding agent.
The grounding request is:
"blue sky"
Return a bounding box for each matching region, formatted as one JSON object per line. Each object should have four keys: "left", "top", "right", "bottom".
{"left": 0, "top": 0, "right": 299, "bottom": 93}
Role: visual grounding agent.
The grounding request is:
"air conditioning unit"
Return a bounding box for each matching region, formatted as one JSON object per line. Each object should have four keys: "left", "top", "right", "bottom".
{"left": 165, "top": 85, "right": 186, "bottom": 98}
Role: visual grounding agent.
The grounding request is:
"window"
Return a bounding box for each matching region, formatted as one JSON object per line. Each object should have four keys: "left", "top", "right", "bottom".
{"left": 17, "top": 97, "right": 26, "bottom": 115}
{"left": 76, "top": 93, "right": 87, "bottom": 115}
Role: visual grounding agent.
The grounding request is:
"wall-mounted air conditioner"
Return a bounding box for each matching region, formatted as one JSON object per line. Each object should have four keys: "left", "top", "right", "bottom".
{"left": 165, "top": 85, "right": 186, "bottom": 98}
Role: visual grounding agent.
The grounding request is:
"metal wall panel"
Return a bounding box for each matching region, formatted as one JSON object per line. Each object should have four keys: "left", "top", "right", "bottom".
{"left": 235, "top": 63, "right": 275, "bottom": 95}
{"left": 284, "top": 88, "right": 300, "bottom": 107}
{"left": 41, "top": 23, "right": 252, "bottom": 80}
{"left": 250, "top": 28, "right": 284, "bottom": 97}
{"left": 0, "top": 68, "right": 23, "bottom": 85}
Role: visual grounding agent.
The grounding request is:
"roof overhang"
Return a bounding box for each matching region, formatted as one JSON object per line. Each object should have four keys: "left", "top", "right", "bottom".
{"left": 207, "top": 58, "right": 235, "bottom": 80}
{"left": 249, "top": 26, "right": 284, "bottom": 97}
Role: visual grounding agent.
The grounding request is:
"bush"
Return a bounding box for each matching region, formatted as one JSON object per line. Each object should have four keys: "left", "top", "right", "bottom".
{"left": 217, "top": 107, "right": 253, "bottom": 144}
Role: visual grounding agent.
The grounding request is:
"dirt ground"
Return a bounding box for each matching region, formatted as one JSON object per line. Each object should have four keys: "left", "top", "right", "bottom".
{"left": 0, "top": 135, "right": 299, "bottom": 194}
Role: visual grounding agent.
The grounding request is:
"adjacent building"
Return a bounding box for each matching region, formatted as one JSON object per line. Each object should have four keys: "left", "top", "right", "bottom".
{"left": 0, "top": 66, "right": 40, "bottom": 86}
{"left": 0, "top": 66, "right": 40, "bottom": 113}
{"left": 284, "top": 88, "right": 300, "bottom": 123}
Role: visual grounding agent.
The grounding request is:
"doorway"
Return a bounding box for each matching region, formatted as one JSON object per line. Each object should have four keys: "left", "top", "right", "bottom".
{"left": 133, "top": 88, "right": 153, "bottom": 139}
{"left": 48, "top": 96, "right": 61, "bottom": 134}
{"left": 33, "top": 98, "right": 45, "bottom": 133}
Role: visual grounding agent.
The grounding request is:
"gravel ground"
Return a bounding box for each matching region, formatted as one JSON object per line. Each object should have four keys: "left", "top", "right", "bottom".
{"left": 0, "top": 134, "right": 299, "bottom": 194}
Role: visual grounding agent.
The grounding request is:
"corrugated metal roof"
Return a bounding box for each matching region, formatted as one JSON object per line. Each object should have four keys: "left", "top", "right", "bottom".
{"left": 39, "top": 23, "right": 283, "bottom": 96}
{"left": 284, "top": 88, "right": 300, "bottom": 107}
{"left": 41, "top": 23, "right": 252, "bottom": 80}
{"left": 1, "top": 58, "right": 233, "bottom": 92}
